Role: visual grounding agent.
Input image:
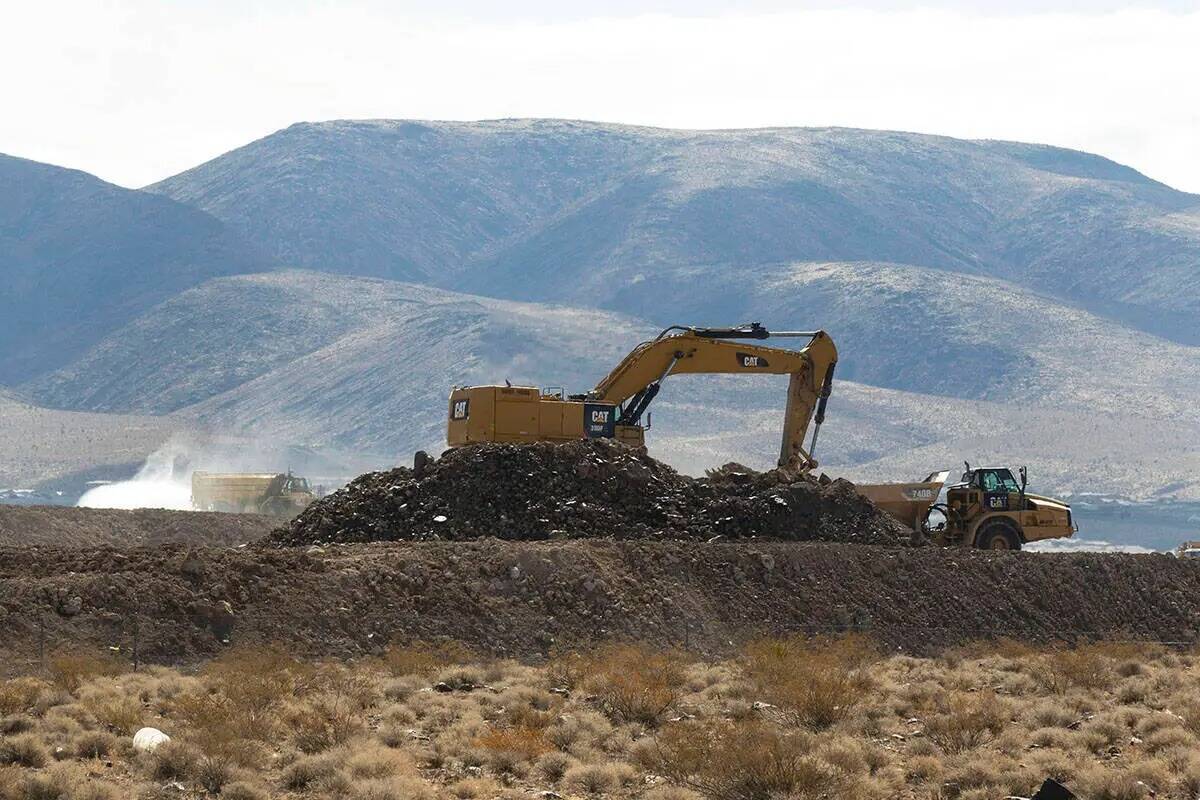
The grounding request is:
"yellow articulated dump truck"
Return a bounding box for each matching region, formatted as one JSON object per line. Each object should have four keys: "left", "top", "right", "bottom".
{"left": 857, "top": 464, "right": 1076, "bottom": 551}
{"left": 191, "top": 471, "right": 315, "bottom": 515}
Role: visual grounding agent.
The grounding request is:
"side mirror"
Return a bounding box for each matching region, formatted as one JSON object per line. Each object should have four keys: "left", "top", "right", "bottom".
{"left": 1019, "top": 466, "right": 1028, "bottom": 491}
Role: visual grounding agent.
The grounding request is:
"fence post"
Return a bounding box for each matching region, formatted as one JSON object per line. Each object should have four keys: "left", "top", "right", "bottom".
{"left": 38, "top": 611, "right": 46, "bottom": 674}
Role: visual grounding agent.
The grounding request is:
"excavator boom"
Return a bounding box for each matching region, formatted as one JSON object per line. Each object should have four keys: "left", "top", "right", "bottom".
{"left": 447, "top": 323, "right": 837, "bottom": 471}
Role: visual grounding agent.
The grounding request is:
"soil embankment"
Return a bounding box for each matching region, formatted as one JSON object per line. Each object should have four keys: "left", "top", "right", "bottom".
{"left": 3, "top": 442, "right": 1197, "bottom": 671}
{"left": 0, "top": 504, "right": 276, "bottom": 548}
{"left": 2, "top": 539, "right": 1199, "bottom": 671}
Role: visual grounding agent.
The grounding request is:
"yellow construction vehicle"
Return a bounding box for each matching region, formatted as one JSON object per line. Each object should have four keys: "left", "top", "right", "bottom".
{"left": 191, "top": 471, "right": 315, "bottom": 515}
{"left": 858, "top": 463, "right": 1076, "bottom": 550}
{"left": 446, "top": 322, "right": 1075, "bottom": 550}
{"left": 447, "top": 323, "right": 838, "bottom": 471}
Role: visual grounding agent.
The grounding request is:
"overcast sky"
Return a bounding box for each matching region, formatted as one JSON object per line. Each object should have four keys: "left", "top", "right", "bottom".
{"left": 3, "top": 1, "right": 1198, "bottom": 191}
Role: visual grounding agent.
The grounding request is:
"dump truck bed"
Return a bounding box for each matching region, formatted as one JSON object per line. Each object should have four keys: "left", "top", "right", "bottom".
{"left": 855, "top": 471, "right": 950, "bottom": 531}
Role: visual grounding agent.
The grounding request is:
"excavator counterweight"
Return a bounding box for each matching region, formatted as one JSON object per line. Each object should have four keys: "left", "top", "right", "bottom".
{"left": 447, "top": 323, "right": 837, "bottom": 472}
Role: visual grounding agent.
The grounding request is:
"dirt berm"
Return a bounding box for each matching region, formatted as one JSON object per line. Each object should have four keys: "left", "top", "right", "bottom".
{"left": 3, "top": 540, "right": 1200, "bottom": 673}
{"left": 271, "top": 440, "right": 911, "bottom": 546}
{"left": 0, "top": 505, "right": 276, "bottom": 548}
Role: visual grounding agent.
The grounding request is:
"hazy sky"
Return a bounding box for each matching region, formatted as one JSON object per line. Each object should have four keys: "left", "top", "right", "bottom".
{"left": 3, "top": 0, "right": 1198, "bottom": 191}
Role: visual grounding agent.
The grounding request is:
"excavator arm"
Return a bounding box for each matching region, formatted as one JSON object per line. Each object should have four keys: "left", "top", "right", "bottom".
{"left": 589, "top": 324, "right": 838, "bottom": 470}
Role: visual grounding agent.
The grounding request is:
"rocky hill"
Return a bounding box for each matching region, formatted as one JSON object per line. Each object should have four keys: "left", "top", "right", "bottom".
{"left": 148, "top": 120, "right": 1200, "bottom": 345}
{"left": 0, "top": 154, "right": 269, "bottom": 383}
{"left": 22, "top": 271, "right": 1200, "bottom": 503}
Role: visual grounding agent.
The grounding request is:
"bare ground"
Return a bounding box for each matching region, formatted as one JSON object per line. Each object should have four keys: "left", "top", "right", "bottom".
{"left": 3, "top": 527, "right": 1200, "bottom": 673}
{"left": 0, "top": 505, "right": 277, "bottom": 548}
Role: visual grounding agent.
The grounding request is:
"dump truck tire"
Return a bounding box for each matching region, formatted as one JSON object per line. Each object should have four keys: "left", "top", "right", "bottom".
{"left": 975, "top": 520, "right": 1022, "bottom": 551}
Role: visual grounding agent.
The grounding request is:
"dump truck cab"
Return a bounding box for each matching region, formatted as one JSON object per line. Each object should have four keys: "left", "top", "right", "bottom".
{"left": 943, "top": 464, "right": 1075, "bottom": 550}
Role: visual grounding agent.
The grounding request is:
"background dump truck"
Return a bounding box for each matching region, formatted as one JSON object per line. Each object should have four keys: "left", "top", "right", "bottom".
{"left": 191, "top": 471, "right": 315, "bottom": 515}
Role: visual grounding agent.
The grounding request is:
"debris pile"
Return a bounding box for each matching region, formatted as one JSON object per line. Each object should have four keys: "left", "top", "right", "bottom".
{"left": 270, "top": 440, "right": 911, "bottom": 547}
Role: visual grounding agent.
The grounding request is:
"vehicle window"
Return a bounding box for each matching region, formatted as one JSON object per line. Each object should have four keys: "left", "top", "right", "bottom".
{"left": 981, "top": 470, "right": 1020, "bottom": 493}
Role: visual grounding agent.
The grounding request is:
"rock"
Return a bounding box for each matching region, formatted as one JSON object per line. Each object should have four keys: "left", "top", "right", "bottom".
{"left": 132, "top": 727, "right": 171, "bottom": 753}
{"left": 1031, "top": 778, "right": 1077, "bottom": 800}
{"left": 58, "top": 595, "right": 83, "bottom": 617}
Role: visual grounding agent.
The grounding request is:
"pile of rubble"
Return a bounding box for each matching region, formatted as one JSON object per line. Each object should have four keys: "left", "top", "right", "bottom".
{"left": 269, "top": 440, "right": 911, "bottom": 547}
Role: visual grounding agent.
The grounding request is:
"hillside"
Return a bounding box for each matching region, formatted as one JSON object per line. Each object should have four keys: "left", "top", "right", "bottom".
{"left": 0, "top": 154, "right": 269, "bottom": 383}
{"left": 148, "top": 120, "right": 1200, "bottom": 345}
{"left": 0, "top": 391, "right": 177, "bottom": 490}
{"left": 24, "top": 271, "right": 1200, "bottom": 504}
{"left": 32, "top": 263, "right": 1200, "bottom": 421}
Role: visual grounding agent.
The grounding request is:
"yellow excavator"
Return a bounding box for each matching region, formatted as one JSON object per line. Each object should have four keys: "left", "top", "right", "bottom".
{"left": 446, "top": 321, "right": 1076, "bottom": 550}
{"left": 447, "top": 323, "right": 838, "bottom": 471}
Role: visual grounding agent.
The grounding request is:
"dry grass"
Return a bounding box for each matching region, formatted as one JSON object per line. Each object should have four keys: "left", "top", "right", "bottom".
{"left": 1, "top": 637, "right": 1198, "bottom": 799}
{"left": 46, "top": 651, "right": 124, "bottom": 693}
{"left": 742, "top": 634, "right": 876, "bottom": 730}
{"left": 578, "top": 644, "right": 689, "bottom": 727}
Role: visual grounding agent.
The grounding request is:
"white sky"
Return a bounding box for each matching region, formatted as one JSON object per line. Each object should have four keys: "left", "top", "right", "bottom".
{"left": 2, "top": 0, "right": 1198, "bottom": 191}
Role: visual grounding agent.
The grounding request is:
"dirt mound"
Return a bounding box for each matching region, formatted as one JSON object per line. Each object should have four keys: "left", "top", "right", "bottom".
{"left": 0, "top": 504, "right": 277, "bottom": 548}
{"left": 3, "top": 540, "right": 1200, "bottom": 671}
{"left": 271, "top": 441, "right": 910, "bottom": 547}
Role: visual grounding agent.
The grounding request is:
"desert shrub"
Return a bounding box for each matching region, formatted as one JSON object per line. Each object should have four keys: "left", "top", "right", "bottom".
{"left": 644, "top": 787, "right": 705, "bottom": 800}
{"left": 563, "top": 763, "right": 623, "bottom": 796}
{"left": 146, "top": 740, "right": 199, "bottom": 781}
{"left": 283, "top": 666, "right": 375, "bottom": 753}
{"left": 0, "top": 716, "right": 34, "bottom": 735}
{"left": 649, "top": 718, "right": 837, "bottom": 800}
{"left": 379, "top": 641, "right": 474, "bottom": 677}
{"left": 905, "top": 754, "right": 942, "bottom": 783}
{"left": 347, "top": 775, "right": 435, "bottom": 800}
{"left": 1073, "top": 766, "right": 1152, "bottom": 800}
{"left": 923, "top": 692, "right": 1008, "bottom": 754}
{"left": 280, "top": 753, "right": 341, "bottom": 790}
{"left": 448, "top": 777, "right": 502, "bottom": 799}
{"left": 476, "top": 725, "right": 552, "bottom": 773}
{"left": 0, "top": 735, "right": 48, "bottom": 768}
{"left": 1040, "top": 646, "right": 1114, "bottom": 694}
{"left": 582, "top": 644, "right": 688, "bottom": 727}
{"left": 2, "top": 763, "right": 119, "bottom": 800}
{"left": 202, "top": 645, "right": 314, "bottom": 726}
{"left": 0, "top": 679, "right": 49, "bottom": 717}
{"left": 286, "top": 695, "right": 365, "bottom": 753}
{"left": 46, "top": 651, "right": 124, "bottom": 693}
{"left": 81, "top": 692, "right": 142, "bottom": 735}
{"left": 195, "top": 754, "right": 234, "bottom": 794}
{"left": 1028, "top": 701, "right": 1078, "bottom": 729}
{"left": 219, "top": 782, "right": 268, "bottom": 800}
{"left": 344, "top": 743, "right": 413, "bottom": 779}
{"left": 536, "top": 749, "right": 576, "bottom": 782}
{"left": 73, "top": 730, "right": 116, "bottom": 759}
{"left": 546, "top": 649, "right": 596, "bottom": 691}
{"left": 741, "top": 635, "right": 875, "bottom": 731}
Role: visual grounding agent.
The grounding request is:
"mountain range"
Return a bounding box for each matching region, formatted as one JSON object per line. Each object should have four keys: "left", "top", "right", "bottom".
{"left": 2, "top": 120, "right": 1198, "bottom": 527}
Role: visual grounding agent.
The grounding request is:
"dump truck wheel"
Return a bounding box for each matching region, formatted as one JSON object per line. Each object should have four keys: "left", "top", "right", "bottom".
{"left": 976, "top": 520, "right": 1022, "bottom": 551}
